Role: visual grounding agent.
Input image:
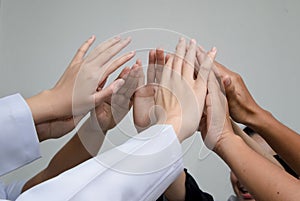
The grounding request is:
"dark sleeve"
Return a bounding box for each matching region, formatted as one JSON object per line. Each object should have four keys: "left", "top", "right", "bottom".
{"left": 156, "top": 194, "right": 165, "bottom": 201}
{"left": 156, "top": 169, "right": 214, "bottom": 201}
{"left": 184, "top": 169, "right": 214, "bottom": 201}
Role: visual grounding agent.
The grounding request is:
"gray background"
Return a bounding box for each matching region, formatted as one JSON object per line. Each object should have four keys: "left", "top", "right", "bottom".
{"left": 1, "top": 0, "right": 300, "bottom": 200}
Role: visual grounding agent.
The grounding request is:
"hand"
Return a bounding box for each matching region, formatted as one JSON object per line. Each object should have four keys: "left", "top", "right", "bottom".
{"left": 155, "top": 38, "right": 216, "bottom": 142}
{"left": 64, "top": 36, "right": 135, "bottom": 118}
{"left": 133, "top": 49, "right": 165, "bottom": 132}
{"left": 35, "top": 117, "right": 79, "bottom": 141}
{"left": 93, "top": 62, "right": 142, "bottom": 134}
{"left": 213, "top": 61, "right": 263, "bottom": 125}
{"left": 199, "top": 71, "right": 233, "bottom": 150}
{"left": 27, "top": 36, "right": 135, "bottom": 124}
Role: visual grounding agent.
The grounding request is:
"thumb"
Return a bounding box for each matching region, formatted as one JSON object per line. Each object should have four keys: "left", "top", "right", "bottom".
{"left": 94, "top": 79, "right": 125, "bottom": 106}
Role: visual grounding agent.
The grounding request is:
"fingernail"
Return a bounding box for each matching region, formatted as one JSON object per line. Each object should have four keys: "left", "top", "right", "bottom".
{"left": 191, "top": 39, "right": 196, "bottom": 44}
{"left": 114, "top": 35, "right": 121, "bottom": 40}
{"left": 211, "top": 46, "right": 217, "bottom": 53}
{"left": 179, "top": 37, "right": 185, "bottom": 41}
{"left": 224, "top": 77, "right": 231, "bottom": 87}
{"left": 88, "top": 35, "right": 95, "bottom": 42}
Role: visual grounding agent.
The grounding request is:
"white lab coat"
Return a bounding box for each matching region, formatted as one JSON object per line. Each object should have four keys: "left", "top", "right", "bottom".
{"left": 0, "top": 94, "right": 41, "bottom": 176}
{"left": 17, "top": 125, "right": 183, "bottom": 201}
{"left": 0, "top": 94, "right": 183, "bottom": 201}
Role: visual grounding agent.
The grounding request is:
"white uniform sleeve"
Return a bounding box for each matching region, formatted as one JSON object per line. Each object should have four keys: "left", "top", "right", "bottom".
{"left": 0, "top": 94, "right": 41, "bottom": 176}
{"left": 0, "top": 181, "right": 7, "bottom": 200}
{"left": 0, "top": 180, "right": 26, "bottom": 201}
{"left": 16, "top": 125, "right": 183, "bottom": 201}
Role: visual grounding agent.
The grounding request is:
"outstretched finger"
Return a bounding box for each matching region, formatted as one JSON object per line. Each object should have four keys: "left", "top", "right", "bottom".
{"left": 94, "top": 79, "right": 125, "bottom": 107}
{"left": 98, "top": 51, "right": 135, "bottom": 86}
{"left": 196, "top": 47, "right": 217, "bottom": 84}
{"left": 116, "top": 63, "right": 140, "bottom": 97}
{"left": 161, "top": 54, "right": 174, "bottom": 85}
{"left": 183, "top": 39, "right": 197, "bottom": 80}
{"left": 147, "top": 50, "right": 156, "bottom": 84}
{"left": 70, "top": 35, "right": 96, "bottom": 65}
{"left": 155, "top": 48, "right": 165, "bottom": 83}
{"left": 172, "top": 37, "right": 186, "bottom": 75}
{"left": 85, "top": 36, "right": 122, "bottom": 62}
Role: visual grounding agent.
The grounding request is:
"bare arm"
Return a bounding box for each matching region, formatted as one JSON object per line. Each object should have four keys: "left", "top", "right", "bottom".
{"left": 23, "top": 64, "right": 140, "bottom": 192}
{"left": 200, "top": 70, "right": 300, "bottom": 201}
{"left": 231, "top": 120, "right": 282, "bottom": 168}
{"left": 216, "top": 133, "right": 300, "bottom": 201}
{"left": 214, "top": 61, "right": 300, "bottom": 176}
{"left": 163, "top": 172, "right": 186, "bottom": 201}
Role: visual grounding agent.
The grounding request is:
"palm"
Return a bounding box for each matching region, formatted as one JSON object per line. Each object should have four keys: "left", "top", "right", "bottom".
{"left": 133, "top": 84, "right": 156, "bottom": 132}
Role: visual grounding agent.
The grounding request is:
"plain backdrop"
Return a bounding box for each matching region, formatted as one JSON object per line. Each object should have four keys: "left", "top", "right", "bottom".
{"left": 1, "top": 0, "right": 300, "bottom": 200}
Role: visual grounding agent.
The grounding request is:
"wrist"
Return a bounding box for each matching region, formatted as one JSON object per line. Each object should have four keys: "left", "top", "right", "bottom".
{"left": 157, "top": 117, "right": 184, "bottom": 143}
{"left": 214, "top": 131, "right": 242, "bottom": 155}
{"left": 246, "top": 108, "right": 273, "bottom": 131}
{"left": 26, "top": 90, "right": 56, "bottom": 124}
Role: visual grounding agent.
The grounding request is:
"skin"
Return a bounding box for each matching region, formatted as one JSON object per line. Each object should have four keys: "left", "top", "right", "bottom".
{"left": 213, "top": 61, "right": 300, "bottom": 176}
{"left": 22, "top": 37, "right": 140, "bottom": 191}
{"left": 230, "top": 133, "right": 276, "bottom": 201}
{"left": 133, "top": 47, "right": 187, "bottom": 201}
{"left": 26, "top": 35, "right": 135, "bottom": 141}
{"left": 23, "top": 38, "right": 216, "bottom": 201}
{"left": 152, "top": 38, "right": 216, "bottom": 200}
{"left": 200, "top": 68, "right": 300, "bottom": 201}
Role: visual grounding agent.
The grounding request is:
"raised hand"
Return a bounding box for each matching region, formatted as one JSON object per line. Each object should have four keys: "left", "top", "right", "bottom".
{"left": 27, "top": 36, "right": 135, "bottom": 125}
{"left": 199, "top": 71, "right": 233, "bottom": 150}
{"left": 155, "top": 38, "right": 216, "bottom": 142}
{"left": 93, "top": 62, "right": 143, "bottom": 134}
{"left": 133, "top": 49, "right": 165, "bottom": 132}
{"left": 213, "top": 61, "right": 263, "bottom": 126}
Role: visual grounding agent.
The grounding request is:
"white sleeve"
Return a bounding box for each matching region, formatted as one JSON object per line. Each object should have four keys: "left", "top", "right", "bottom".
{"left": 0, "top": 94, "right": 41, "bottom": 176}
{"left": 0, "top": 179, "right": 26, "bottom": 201}
{"left": 16, "top": 125, "right": 183, "bottom": 201}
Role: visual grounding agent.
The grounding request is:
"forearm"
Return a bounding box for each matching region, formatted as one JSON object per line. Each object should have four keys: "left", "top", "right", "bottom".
{"left": 164, "top": 171, "right": 186, "bottom": 201}
{"left": 231, "top": 120, "right": 282, "bottom": 168}
{"left": 247, "top": 109, "right": 300, "bottom": 175}
{"left": 23, "top": 117, "right": 106, "bottom": 192}
{"left": 25, "top": 90, "right": 56, "bottom": 124}
{"left": 215, "top": 133, "right": 300, "bottom": 201}
{"left": 22, "top": 134, "right": 92, "bottom": 192}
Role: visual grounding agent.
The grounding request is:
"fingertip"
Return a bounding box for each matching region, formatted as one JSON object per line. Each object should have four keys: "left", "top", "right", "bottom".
{"left": 156, "top": 48, "right": 164, "bottom": 54}
{"left": 132, "top": 63, "right": 139, "bottom": 69}
{"left": 130, "top": 50, "right": 136, "bottom": 56}
{"left": 136, "top": 59, "right": 142, "bottom": 66}
{"left": 123, "top": 66, "right": 131, "bottom": 73}
{"left": 207, "top": 47, "right": 217, "bottom": 60}
{"left": 90, "top": 35, "right": 96, "bottom": 40}
{"left": 211, "top": 46, "right": 217, "bottom": 53}
{"left": 149, "top": 49, "right": 155, "bottom": 55}
{"left": 113, "top": 79, "right": 125, "bottom": 93}
{"left": 125, "top": 36, "right": 132, "bottom": 42}
{"left": 190, "top": 39, "right": 197, "bottom": 45}
{"left": 118, "top": 67, "right": 130, "bottom": 79}
{"left": 114, "top": 35, "right": 121, "bottom": 40}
